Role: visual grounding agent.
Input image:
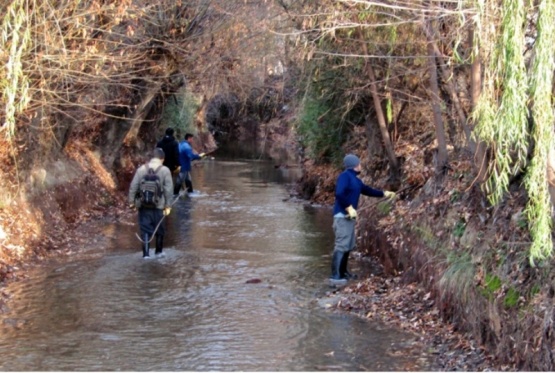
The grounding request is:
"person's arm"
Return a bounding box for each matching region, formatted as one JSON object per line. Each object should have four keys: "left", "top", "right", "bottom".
{"left": 185, "top": 146, "right": 202, "bottom": 161}
{"left": 191, "top": 149, "right": 202, "bottom": 161}
{"left": 361, "top": 183, "right": 384, "bottom": 198}
{"left": 162, "top": 168, "right": 174, "bottom": 207}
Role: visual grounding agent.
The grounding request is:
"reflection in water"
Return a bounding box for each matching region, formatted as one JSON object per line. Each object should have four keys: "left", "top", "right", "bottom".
{"left": 0, "top": 160, "right": 431, "bottom": 371}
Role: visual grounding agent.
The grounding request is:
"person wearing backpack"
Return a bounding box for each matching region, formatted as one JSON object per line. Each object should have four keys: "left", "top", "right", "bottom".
{"left": 175, "top": 133, "right": 206, "bottom": 195}
{"left": 128, "top": 148, "right": 174, "bottom": 259}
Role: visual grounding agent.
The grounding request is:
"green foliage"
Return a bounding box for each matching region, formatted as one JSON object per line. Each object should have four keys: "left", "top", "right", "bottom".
{"left": 480, "top": 273, "right": 502, "bottom": 301}
{"left": 296, "top": 96, "right": 344, "bottom": 163}
{"left": 449, "top": 189, "right": 461, "bottom": 203}
{"left": 385, "top": 98, "right": 393, "bottom": 124}
{"left": 472, "top": 0, "right": 555, "bottom": 264}
{"left": 529, "top": 284, "right": 541, "bottom": 298}
{"left": 358, "top": 10, "right": 372, "bottom": 22}
{"left": 516, "top": 215, "right": 527, "bottom": 230}
{"left": 523, "top": 0, "right": 555, "bottom": 266}
{"left": 503, "top": 287, "right": 520, "bottom": 308}
{"left": 453, "top": 220, "right": 466, "bottom": 238}
{"left": 376, "top": 200, "right": 393, "bottom": 214}
{"left": 474, "top": 0, "right": 530, "bottom": 207}
{"left": 160, "top": 90, "right": 200, "bottom": 138}
{"left": 439, "top": 251, "right": 475, "bottom": 303}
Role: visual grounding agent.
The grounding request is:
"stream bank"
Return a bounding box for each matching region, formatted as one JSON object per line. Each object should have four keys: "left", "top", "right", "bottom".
{"left": 298, "top": 144, "right": 540, "bottom": 371}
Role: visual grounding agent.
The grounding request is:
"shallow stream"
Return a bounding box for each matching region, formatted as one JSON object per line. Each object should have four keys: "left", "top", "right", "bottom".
{"left": 0, "top": 158, "right": 431, "bottom": 371}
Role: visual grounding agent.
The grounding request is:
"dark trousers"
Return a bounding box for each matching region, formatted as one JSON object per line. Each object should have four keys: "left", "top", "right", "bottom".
{"left": 138, "top": 207, "right": 165, "bottom": 238}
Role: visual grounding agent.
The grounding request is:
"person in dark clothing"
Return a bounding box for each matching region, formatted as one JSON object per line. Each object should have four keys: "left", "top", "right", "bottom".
{"left": 330, "top": 154, "right": 396, "bottom": 283}
{"left": 156, "top": 127, "right": 180, "bottom": 173}
{"left": 176, "top": 133, "right": 206, "bottom": 194}
{"left": 128, "top": 148, "right": 174, "bottom": 259}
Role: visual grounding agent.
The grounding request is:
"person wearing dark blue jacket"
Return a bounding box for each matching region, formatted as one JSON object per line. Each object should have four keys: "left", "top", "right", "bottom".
{"left": 330, "top": 154, "right": 396, "bottom": 283}
{"left": 176, "top": 133, "right": 206, "bottom": 195}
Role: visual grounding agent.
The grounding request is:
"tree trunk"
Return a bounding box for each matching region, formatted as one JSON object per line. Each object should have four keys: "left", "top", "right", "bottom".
{"left": 366, "top": 63, "right": 400, "bottom": 180}
{"left": 423, "top": 18, "right": 449, "bottom": 176}
{"left": 365, "top": 115, "right": 384, "bottom": 159}
{"left": 122, "top": 82, "right": 163, "bottom": 146}
{"left": 426, "top": 33, "right": 474, "bottom": 153}
{"left": 359, "top": 33, "right": 400, "bottom": 181}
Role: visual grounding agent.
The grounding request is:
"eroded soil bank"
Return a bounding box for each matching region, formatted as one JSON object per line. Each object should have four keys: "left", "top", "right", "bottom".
{"left": 299, "top": 141, "right": 553, "bottom": 370}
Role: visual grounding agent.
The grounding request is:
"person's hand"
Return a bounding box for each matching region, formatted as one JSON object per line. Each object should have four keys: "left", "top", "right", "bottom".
{"left": 346, "top": 205, "right": 357, "bottom": 219}
{"left": 199, "top": 153, "right": 206, "bottom": 158}
{"left": 163, "top": 207, "right": 171, "bottom": 216}
{"left": 129, "top": 203, "right": 136, "bottom": 210}
{"left": 384, "top": 191, "right": 396, "bottom": 199}
{"left": 173, "top": 166, "right": 181, "bottom": 175}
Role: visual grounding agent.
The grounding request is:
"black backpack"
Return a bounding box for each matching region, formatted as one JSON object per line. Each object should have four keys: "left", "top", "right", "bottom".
{"left": 138, "top": 164, "right": 163, "bottom": 208}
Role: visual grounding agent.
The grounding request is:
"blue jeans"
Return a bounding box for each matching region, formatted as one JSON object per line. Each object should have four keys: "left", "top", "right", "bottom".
{"left": 175, "top": 171, "right": 193, "bottom": 193}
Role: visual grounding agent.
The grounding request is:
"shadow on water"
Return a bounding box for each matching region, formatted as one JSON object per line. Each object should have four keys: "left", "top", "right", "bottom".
{"left": 0, "top": 159, "right": 432, "bottom": 371}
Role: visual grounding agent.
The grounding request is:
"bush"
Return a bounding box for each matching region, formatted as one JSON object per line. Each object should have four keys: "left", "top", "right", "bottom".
{"left": 296, "top": 96, "right": 345, "bottom": 164}
{"left": 159, "top": 89, "right": 200, "bottom": 138}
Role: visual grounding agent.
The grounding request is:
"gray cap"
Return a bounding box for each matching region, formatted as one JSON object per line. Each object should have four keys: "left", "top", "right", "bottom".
{"left": 153, "top": 147, "right": 165, "bottom": 159}
{"left": 343, "top": 154, "right": 360, "bottom": 169}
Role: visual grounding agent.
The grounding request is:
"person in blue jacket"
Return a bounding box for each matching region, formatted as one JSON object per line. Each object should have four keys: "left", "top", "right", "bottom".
{"left": 175, "top": 133, "right": 206, "bottom": 195}
{"left": 330, "top": 154, "right": 396, "bottom": 283}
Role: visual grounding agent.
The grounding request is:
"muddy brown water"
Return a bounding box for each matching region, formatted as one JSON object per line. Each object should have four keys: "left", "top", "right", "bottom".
{"left": 0, "top": 159, "right": 432, "bottom": 371}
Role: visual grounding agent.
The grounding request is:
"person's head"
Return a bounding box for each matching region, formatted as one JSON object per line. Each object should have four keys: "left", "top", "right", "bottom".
{"left": 153, "top": 147, "right": 165, "bottom": 160}
{"left": 343, "top": 154, "right": 361, "bottom": 172}
{"left": 165, "top": 127, "right": 174, "bottom": 136}
{"left": 185, "top": 133, "right": 194, "bottom": 142}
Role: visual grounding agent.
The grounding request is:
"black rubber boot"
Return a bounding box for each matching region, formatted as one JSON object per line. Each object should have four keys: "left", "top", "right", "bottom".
{"left": 329, "top": 251, "right": 347, "bottom": 283}
{"left": 155, "top": 235, "right": 164, "bottom": 257}
{"left": 173, "top": 182, "right": 181, "bottom": 196}
{"left": 185, "top": 179, "right": 193, "bottom": 193}
{"left": 143, "top": 233, "right": 150, "bottom": 259}
{"left": 340, "top": 251, "right": 357, "bottom": 280}
{"left": 174, "top": 175, "right": 182, "bottom": 195}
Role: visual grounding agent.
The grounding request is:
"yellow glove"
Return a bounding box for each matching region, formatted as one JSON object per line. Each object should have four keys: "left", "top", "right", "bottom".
{"left": 346, "top": 205, "right": 357, "bottom": 219}
{"left": 384, "top": 191, "right": 396, "bottom": 199}
{"left": 163, "top": 207, "right": 171, "bottom": 216}
{"left": 199, "top": 153, "right": 206, "bottom": 158}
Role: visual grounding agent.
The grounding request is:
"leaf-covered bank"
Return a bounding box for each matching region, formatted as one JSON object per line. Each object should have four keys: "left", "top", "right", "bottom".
{"left": 298, "top": 127, "right": 555, "bottom": 370}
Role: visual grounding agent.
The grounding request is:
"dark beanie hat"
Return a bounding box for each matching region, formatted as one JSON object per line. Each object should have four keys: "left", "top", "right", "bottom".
{"left": 343, "top": 154, "right": 360, "bottom": 169}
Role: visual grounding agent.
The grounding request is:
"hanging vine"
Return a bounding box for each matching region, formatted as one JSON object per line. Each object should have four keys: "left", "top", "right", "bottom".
{"left": 524, "top": 0, "right": 555, "bottom": 265}
{"left": 473, "top": 0, "right": 555, "bottom": 264}
{"left": 473, "top": 0, "right": 529, "bottom": 206}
